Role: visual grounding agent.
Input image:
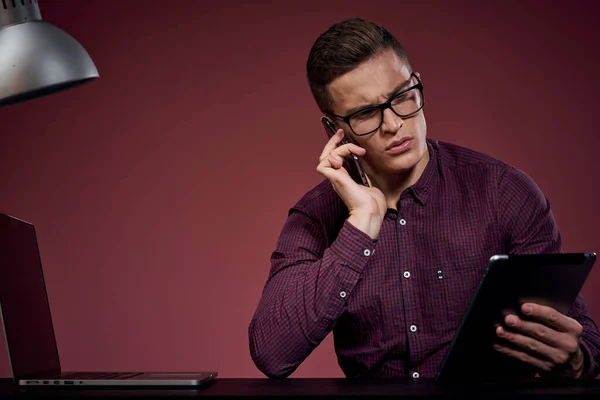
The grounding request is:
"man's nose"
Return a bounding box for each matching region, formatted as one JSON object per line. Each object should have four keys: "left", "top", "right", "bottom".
{"left": 380, "top": 108, "right": 403, "bottom": 134}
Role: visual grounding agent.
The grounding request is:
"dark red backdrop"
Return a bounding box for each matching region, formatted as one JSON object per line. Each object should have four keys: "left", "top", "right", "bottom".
{"left": 0, "top": 0, "right": 599, "bottom": 378}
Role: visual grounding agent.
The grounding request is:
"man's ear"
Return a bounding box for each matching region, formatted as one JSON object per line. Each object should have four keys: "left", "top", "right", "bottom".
{"left": 321, "top": 115, "right": 337, "bottom": 139}
{"left": 322, "top": 115, "right": 344, "bottom": 131}
{"left": 321, "top": 115, "right": 356, "bottom": 144}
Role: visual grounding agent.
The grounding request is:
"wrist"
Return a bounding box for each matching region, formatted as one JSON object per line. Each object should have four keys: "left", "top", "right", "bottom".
{"left": 348, "top": 210, "right": 383, "bottom": 240}
{"left": 572, "top": 345, "right": 586, "bottom": 379}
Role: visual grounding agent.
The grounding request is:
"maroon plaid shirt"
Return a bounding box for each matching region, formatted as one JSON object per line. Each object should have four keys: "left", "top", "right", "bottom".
{"left": 249, "top": 139, "right": 600, "bottom": 379}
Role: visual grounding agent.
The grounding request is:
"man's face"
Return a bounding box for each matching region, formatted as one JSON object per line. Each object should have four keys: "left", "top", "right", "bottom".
{"left": 327, "top": 49, "right": 428, "bottom": 177}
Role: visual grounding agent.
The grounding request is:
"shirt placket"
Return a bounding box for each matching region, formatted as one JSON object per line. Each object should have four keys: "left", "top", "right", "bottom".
{"left": 398, "top": 197, "right": 422, "bottom": 379}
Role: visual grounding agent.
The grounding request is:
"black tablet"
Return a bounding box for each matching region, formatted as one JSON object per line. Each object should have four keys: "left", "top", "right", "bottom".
{"left": 435, "top": 252, "right": 596, "bottom": 385}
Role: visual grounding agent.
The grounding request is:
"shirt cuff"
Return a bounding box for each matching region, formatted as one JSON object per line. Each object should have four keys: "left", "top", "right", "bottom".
{"left": 329, "top": 220, "right": 377, "bottom": 274}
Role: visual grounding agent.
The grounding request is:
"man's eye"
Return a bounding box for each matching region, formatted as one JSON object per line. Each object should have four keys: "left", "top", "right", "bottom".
{"left": 392, "top": 90, "right": 415, "bottom": 104}
{"left": 354, "top": 108, "right": 378, "bottom": 120}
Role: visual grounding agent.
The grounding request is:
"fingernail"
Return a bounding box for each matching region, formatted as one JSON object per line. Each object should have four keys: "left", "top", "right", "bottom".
{"left": 523, "top": 305, "right": 532, "bottom": 314}
{"left": 506, "top": 316, "right": 516, "bottom": 326}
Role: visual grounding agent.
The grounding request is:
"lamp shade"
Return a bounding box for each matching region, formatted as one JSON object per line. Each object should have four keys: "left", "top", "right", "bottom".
{"left": 0, "top": 0, "right": 99, "bottom": 107}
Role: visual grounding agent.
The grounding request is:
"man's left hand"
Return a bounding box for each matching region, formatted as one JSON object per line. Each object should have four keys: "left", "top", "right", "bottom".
{"left": 494, "top": 303, "right": 585, "bottom": 379}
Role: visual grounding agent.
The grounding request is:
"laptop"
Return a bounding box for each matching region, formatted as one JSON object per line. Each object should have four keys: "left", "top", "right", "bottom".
{"left": 435, "top": 252, "right": 596, "bottom": 385}
{"left": 0, "top": 212, "right": 217, "bottom": 387}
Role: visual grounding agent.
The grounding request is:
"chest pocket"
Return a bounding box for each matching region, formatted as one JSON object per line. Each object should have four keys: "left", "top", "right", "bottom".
{"left": 439, "top": 260, "right": 485, "bottom": 325}
{"left": 420, "top": 250, "right": 493, "bottom": 339}
{"left": 438, "top": 215, "right": 502, "bottom": 326}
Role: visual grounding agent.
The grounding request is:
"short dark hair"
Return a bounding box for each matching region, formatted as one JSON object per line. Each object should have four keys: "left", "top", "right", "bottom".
{"left": 306, "top": 18, "right": 411, "bottom": 114}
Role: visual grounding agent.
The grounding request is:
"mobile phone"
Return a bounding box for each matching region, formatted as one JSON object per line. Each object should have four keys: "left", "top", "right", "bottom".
{"left": 321, "top": 116, "right": 370, "bottom": 187}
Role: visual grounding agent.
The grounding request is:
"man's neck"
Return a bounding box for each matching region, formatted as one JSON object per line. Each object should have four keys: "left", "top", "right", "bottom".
{"left": 370, "top": 150, "right": 430, "bottom": 210}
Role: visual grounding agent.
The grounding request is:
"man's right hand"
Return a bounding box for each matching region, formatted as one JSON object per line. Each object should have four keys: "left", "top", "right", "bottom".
{"left": 316, "top": 128, "right": 386, "bottom": 239}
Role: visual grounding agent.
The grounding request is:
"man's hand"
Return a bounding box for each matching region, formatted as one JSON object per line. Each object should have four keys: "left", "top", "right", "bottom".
{"left": 493, "top": 302, "right": 585, "bottom": 379}
{"left": 316, "top": 128, "right": 386, "bottom": 239}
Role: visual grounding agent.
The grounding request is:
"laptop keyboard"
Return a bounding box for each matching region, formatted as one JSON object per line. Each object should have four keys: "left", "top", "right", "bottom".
{"left": 61, "top": 372, "right": 142, "bottom": 380}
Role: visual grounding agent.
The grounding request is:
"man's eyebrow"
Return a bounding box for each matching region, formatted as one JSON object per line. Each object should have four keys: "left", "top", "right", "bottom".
{"left": 342, "top": 78, "right": 413, "bottom": 116}
{"left": 386, "top": 78, "right": 413, "bottom": 98}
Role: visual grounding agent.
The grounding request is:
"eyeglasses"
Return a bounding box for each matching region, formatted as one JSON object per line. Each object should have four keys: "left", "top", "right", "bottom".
{"left": 327, "top": 72, "right": 424, "bottom": 136}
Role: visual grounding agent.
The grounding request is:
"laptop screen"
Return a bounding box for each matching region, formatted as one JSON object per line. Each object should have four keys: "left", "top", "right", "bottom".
{"left": 0, "top": 213, "right": 61, "bottom": 378}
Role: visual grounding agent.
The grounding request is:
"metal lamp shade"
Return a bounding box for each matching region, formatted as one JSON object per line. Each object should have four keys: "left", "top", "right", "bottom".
{"left": 0, "top": 0, "right": 99, "bottom": 107}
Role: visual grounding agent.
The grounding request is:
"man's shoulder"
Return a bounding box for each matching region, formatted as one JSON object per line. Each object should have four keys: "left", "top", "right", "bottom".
{"left": 432, "top": 139, "right": 543, "bottom": 196}
{"left": 433, "top": 139, "right": 506, "bottom": 170}
{"left": 291, "top": 179, "right": 346, "bottom": 218}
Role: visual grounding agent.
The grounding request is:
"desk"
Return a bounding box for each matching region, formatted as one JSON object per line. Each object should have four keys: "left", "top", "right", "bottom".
{"left": 1, "top": 378, "right": 600, "bottom": 399}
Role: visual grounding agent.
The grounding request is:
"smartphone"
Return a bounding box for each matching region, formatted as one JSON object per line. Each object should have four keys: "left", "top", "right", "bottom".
{"left": 321, "top": 116, "right": 370, "bottom": 187}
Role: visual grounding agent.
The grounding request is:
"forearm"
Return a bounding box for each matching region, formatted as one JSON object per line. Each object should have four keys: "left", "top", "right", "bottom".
{"left": 249, "top": 220, "right": 376, "bottom": 378}
{"left": 249, "top": 254, "right": 358, "bottom": 378}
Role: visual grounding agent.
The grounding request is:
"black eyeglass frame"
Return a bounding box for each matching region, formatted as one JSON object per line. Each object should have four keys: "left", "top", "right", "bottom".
{"left": 326, "top": 72, "right": 425, "bottom": 136}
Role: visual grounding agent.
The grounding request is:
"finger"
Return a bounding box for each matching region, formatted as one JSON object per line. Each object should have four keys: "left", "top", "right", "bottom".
{"left": 319, "top": 129, "right": 344, "bottom": 162}
{"left": 330, "top": 142, "right": 367, "bottom": 159}
{"left": 493, "top": 343, "right": 553, "bottom": 373}
{"left": 364, "top": 172, "right": 374, "bottom": 187}
{"left": 316, "top": 157, "right": 359, "bottom": 189}
{"left": 316, "top": 151, "right": 350, "bottom": 178}
{"left": 496, "top": 325, "right": 569, "bottom": 366}
{"left": 317, "top": 146, "right": 347, "bottom": 171}
{"left": 326, "top": 154, "right": 344, "bottom": 169}
{"left": 503, "top": 314, "right": 562, "bottom": 347}
{"left": 521, "top": 303, "right": 582, "bottom": 334}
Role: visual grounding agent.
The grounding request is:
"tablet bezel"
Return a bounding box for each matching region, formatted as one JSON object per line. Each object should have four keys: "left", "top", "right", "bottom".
{"left": 435, "top": 252, "right": 597, "bottom": 385}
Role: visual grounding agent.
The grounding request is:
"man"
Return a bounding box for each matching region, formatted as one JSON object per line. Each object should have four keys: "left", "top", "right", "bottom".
{"left": 248, "top": 18, "right": 600, "bottom": 380}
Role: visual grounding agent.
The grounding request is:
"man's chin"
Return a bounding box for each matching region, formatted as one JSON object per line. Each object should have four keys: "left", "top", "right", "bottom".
{"left": 384, "top": 153, "right": 421, "bottom": 173}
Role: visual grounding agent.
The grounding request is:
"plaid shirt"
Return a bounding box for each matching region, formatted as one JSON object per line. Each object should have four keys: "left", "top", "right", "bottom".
{"left": 249, "top": 139, "right": 600, "bottom": 379}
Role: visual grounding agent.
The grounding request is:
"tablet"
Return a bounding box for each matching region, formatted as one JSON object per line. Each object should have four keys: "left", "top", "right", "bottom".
{"left": 435, "top": 252, "right": 596, "bottom": 385}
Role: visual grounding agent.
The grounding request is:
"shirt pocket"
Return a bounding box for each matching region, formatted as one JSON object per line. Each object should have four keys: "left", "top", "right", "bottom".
{"left": 437, "top": 257, "right": 487, "bottom": 327}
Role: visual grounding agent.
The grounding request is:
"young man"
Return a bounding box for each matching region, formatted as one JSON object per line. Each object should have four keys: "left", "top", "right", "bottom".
{"left": 248, "top": 18, "right": 600, "bottom": 380}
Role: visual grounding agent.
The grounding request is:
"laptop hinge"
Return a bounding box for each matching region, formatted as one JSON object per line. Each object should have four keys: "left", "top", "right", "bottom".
{"left": 17, "top": 369, "right": 62, "bottom": 380}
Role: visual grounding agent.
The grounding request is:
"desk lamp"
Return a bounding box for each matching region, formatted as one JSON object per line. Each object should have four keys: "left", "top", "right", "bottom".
{"left": 0, "top": 0, "right": 99, "bottom": 107}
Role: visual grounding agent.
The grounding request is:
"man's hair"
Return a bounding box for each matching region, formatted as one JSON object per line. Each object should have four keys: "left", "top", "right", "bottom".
{"left": 306, "top": 18, "right": 411, "bottom": 114}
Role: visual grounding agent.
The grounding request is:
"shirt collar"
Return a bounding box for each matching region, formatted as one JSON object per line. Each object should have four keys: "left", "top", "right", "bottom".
{"left": 404, "top": 139, "right": 440, "bottom": 206}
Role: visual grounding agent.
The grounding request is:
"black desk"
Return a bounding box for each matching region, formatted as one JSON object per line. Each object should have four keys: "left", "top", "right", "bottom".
{"left": 2, "top": 378, "right": 600, "bottom": 399}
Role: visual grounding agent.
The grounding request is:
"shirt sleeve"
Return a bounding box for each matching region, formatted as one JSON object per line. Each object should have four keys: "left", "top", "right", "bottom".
{"left": 248, "top": 207, "right": 377, "bottom": 378}
{"left": 498, "top": 164, "right": 600, "bottom": 379}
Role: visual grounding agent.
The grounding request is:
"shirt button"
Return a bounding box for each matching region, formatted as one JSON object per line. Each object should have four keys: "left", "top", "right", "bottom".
{"left": 403, "top": 271, "right": 410, "bottom": 279}
{"left": 412, "top": 372, "right": 419, "bottom": 379}
{"left": 410, "top": 325, "right": 417, "bottom": 332}
{"left": 362, "top": 249, "right": 371, "bottom": 256}
{"left": 339, "top": 291, "right": 347, "bottom": 298}
{"left": 399, "top": 218, "right": 407, "bottom": 226}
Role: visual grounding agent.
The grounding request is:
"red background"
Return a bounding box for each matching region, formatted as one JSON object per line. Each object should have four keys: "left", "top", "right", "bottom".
{"left": 0, "top": 0, "right": 599, "bottom": 378}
